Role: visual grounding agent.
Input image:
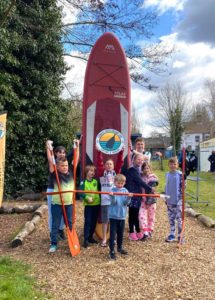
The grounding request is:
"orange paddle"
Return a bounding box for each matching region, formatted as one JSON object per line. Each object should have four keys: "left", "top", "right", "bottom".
{"left": 48, "top": 144, "right": 80, "bottom": 256}
{"left": 69, "top": 142, "right": 80, "bottom": 256}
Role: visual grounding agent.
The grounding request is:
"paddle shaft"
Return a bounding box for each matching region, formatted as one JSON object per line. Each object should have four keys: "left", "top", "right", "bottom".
{"left": 46, "top": 189, "right": 167, "bottom": 198}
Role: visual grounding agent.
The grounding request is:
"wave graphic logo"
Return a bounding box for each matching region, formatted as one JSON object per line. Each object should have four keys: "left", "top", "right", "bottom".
{"left": 96, "top": 129, "right": 124, "bottom": 155}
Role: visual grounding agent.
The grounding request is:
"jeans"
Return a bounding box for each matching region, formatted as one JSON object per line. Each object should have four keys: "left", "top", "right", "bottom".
{"left": 47, "top": 188, "right": 64, "bottom": 231}
{"left": 84, "top": 205, "right": 100, "bottom": 241}
{"left": 109, "top": 218, "right": 125, "bottom": 252}
{"left": 51, "top": 204, "right": 73, "bottom": 245}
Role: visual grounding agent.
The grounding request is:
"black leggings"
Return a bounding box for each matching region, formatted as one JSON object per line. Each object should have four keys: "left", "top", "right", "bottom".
{"left": 129, "top": 207, "right": 140, "bottom": 233}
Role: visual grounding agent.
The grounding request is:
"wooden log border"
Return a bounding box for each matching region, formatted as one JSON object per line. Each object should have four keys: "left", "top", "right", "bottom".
{"left": 11, "top": 204, "right": 47, "bottom": 248}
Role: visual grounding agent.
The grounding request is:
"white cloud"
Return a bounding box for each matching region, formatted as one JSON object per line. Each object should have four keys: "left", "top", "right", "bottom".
{"left": 63, "top": 53, "right": 87, "bottom": 97}
{"left": 143, "top": 0, "right": 185, "bottom": 14}
{"left": 58, "top": 0, "right": 78, "bottom": 24}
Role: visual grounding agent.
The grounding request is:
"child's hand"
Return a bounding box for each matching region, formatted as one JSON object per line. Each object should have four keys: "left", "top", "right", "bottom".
{"left": 128, "top": 193, "right": 133, "bottom": 197}
{"left": 73, "top": 139, "right": 79, "bottom": 147}
{"left": 46, "top": 140, "right": 53, "bottom": 151}
{"left": 109, "top": 192, "right": 114, "bottom": 196}
{"left": 87, "top": 197, "right": 93, "bottom": 203}
{"left": 151, "top": 187, "right": 156, "bottom": 193}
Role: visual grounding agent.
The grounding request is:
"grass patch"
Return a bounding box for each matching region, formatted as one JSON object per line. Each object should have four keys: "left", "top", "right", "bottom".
{"left": 0, "top": 256, "right": 46, "bottom": 300}
{"left": 151, "top": 159, "right": 215, "bottom": 219}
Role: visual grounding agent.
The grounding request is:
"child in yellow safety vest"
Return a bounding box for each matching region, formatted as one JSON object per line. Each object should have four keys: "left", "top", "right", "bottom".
{"left": 79, "top": 165, "right": 100, "bottom": 248}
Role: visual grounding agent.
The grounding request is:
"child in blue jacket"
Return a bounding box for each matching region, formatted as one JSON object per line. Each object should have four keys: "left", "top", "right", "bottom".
{"left": 109, "top": 174, "right": 133, "bottom": 260}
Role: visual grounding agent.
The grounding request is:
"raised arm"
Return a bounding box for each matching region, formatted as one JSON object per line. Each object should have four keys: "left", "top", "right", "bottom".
{"left": 72, "top": 139, "right": 80, "bottom": 168}
{"left": 46, "top": 140, "right": 54, "bottom": 173}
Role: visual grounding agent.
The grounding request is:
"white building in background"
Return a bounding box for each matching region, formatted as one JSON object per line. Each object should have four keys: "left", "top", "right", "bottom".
{"left": 181, "top": 123, "right": 211, "bottom": 151}
{"left": 181, "top": 132, "right": 210, "bottom": 151}
{"left": 199, "top": 138, "right": 215, "bottom": 172}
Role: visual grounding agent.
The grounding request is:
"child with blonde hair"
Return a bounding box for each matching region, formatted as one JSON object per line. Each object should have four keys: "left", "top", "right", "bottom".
{"left": 109, "top": 174, "right": 132, "bottom": 259}
{"left": 97, "top": 149, "right": 124, "bottom": 247}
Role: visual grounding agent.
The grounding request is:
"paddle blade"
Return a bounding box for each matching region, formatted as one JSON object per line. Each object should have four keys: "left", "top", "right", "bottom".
{"left": 67, "top": 227, "right": 80, "bottom": 257}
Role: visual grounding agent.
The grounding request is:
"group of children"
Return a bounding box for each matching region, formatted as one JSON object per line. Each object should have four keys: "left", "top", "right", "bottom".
{"left": 46, "top": 137, "right": 185, "bottom": 258}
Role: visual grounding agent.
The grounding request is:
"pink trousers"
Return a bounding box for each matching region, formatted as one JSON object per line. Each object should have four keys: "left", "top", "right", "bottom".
{"left": 139, "top": 201, "right": 156, "bottom": 233}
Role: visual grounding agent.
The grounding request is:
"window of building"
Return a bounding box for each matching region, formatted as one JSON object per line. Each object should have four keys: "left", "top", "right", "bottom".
{"left": 195, "top": 135, "right": 200, "bottom": 142}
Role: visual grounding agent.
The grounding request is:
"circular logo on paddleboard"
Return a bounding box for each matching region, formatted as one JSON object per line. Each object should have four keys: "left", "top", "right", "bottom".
{"left": 0, "top": 122, "right": 5, "bottom": 139}
{"left": 96, "top": 129, "right": 124, "bottom": 155}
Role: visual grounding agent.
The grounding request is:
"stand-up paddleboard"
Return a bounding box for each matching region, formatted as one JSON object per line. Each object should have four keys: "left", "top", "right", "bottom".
{"left": 82, "top": 32, "right": 131, "bottom": 171}
{"left": 82, "top": 32, "right": 131, "bottom": 240}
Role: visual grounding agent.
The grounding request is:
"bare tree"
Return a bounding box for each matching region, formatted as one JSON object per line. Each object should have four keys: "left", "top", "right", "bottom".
{"left": 153, "top": 82, "right": 189, "bottom": 155}
{"left": 60, "top": 0, "right": 173, "bottom": 87}
{"left": 131, "top": 105, "right": 142, "bottom": 133}
{"left": 204, "top": 79, "right": 215, "bottom": 120}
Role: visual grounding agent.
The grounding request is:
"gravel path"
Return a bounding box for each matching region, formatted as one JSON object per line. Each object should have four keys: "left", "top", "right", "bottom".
{"left": 1, "top": 200, "right": 215, "bottom": 300}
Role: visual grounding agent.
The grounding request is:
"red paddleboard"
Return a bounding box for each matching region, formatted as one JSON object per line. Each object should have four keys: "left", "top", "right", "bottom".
{"left": 82, "top": 32, "right": 131, "bottom": 172}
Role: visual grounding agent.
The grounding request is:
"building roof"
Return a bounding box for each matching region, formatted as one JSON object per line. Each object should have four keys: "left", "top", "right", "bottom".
{"left": 145, "top": 136, "right": 171, "bottom": 149}
{"left": 184, "top": 122, "right": 211, "bottom": 134}
{"left": 200, "top": 138, "right": 215, "bottom": 148}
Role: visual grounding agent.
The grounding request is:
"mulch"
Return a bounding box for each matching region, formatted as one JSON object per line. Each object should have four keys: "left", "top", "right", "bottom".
{"left": 1, "top": 200, "right": 215, "bottom": 300}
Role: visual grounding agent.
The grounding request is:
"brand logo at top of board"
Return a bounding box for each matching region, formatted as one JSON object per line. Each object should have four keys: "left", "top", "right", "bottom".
{"left": 114, "top": 91, "right": 126, "bottom": 99}
{"left": 0, "top": 122, "right": 5, "bottom": 139}
{"left": 104, "top": 44, "right": 115, "bottom": 53}
{"left": 96, "top": 129, "right": 124, "bottom": 155}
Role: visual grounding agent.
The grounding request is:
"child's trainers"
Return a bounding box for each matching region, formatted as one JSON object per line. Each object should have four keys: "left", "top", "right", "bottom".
{"left": 49, "top": 245, "right": 57, "bottom": 253}
{"left": 117, "top": 248, "right": 128, "bottom": 255}
{"left": 136, "top": 232, "right": 144, "bottom": 240}
{"left": 109, "top": 251, "right": 116, "bottom": 260}
{"left": 165, "top": 234, "right": 175, "bottom": 242}
{"left": 129, "top": 233, "right": 138, "bottom": 241}
{"left": 141, "top": 234, "right": 149, "bottom": 242}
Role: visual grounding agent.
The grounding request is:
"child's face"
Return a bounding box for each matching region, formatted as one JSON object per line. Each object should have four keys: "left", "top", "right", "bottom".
{"left": 135, "top": 141, "right": 145, "bottom": 152}
{"left": 115, "top": 180, "right": 125, "bottom": 189}
{"left": 87, "top": 168, "right": 95, "bottom": 179}
{"left": 105, "top": 160, "right": 114, "bottom": 171}
{"left": 133, "top": 155, "right": 144, "bottom": 167}
{"left": 56, "top": 150, "right": 66, "bottom": 159}
{"left": 57, "top": 161, "right": 68, "bottom": 174}
{"left": 142, "top": 165, "right": 150, "bottom": 176}
{"left": 169, "top": 162, "right": 178, "bottom": 172}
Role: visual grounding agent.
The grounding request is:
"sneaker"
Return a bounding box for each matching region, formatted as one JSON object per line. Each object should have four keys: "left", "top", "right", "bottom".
{"left": 117, "top": 248, "right": 128, "bottom": 255}
{"left": 83, "top": 240, "right": 89, "bottom": 248}
{"left": 136, "top": 232, "right": 144, "bottom": 240}
{"left": 141, "top": 234, "right": 149, "bottom": 242}
{"left": 58, "top": 230, "right": 66, "bottom": 241}
{"left": 109, "top": 251, "right": 116, "bottom": 260}
{"left": 165, "top": 234, "right": 175, "bottom": 242}
{"left": 88, "top": 237, "right": 98, "bottom": 244}
{"left": 129, "top": 233, "right": 138, "bottom": 241}
{"left": 49, "top": 245, "right": 57, "bottom": 253}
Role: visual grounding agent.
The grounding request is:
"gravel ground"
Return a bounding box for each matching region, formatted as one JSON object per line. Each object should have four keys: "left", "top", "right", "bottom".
{"left": 1, "top": 200, "right": 215, "bottom": 300}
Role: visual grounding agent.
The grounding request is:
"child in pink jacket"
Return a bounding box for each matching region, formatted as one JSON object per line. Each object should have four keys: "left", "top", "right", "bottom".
{"left": 139, "top": 162, "right": 159, "bottom": 240}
